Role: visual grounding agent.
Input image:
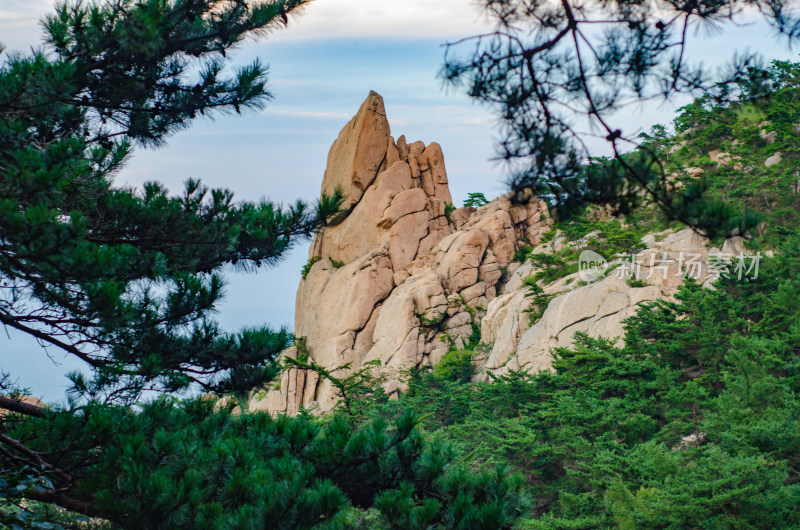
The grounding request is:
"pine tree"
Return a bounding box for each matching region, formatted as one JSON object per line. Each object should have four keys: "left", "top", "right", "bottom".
{"left": 442, "top": 0, "right": 799, "bottom": 236}
{"left": 0, "top": 0, "right": 339, "bottom": 404}
{"left": 1, "top": 398, "right": 525, "bottom": 528}
{"left": 0, "top": 0, "right": 326, "bottom": 518}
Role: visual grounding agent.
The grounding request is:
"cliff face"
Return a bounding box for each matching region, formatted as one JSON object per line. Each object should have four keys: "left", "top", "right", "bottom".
{"left": 477, "top": 229, "right": 744, "bottom": 375}
{"left": 252, "top": 92, "right": 740, "bottom": 415}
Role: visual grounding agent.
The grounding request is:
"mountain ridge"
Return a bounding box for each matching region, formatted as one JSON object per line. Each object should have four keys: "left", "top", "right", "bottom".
{"left": 250, "top": 92, "right": 759, "bottom": 416}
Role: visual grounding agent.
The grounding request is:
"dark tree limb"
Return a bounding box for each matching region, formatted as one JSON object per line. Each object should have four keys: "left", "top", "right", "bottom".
{"left": 0, "top": 396, "right": 46, "bottom": 417}
{"left": 21, "top": 486, "right": 99, "bottom": 518}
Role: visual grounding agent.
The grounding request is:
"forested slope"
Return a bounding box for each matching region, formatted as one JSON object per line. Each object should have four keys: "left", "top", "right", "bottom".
{"left": 326, "top": 64, "right": 800, "bottom": 528}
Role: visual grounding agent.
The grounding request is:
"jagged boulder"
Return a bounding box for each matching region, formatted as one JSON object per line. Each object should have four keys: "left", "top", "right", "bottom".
{"left": 322, "top": 90, "right": 391, "bottom": 213}
{"left": 310, "top": 94, "right": 453, "bottom": 266}
{"left": 295, "top": 248, "right": 394, "bottom": 369}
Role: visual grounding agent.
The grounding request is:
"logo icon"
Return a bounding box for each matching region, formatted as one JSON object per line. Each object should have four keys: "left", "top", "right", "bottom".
{"left": 578, "top": 250, "right": 608, "bottom": 282}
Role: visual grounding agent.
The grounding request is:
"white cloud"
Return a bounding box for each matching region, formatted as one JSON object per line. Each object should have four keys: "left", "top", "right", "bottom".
{"left": 0, "top": 0, "right": 52, "bottom": 20}
{"left": 0, "top": 0, "right": 493, "bottom": 51}
{"left": 0, "top": 0, "right": 55, "bottom": 50}
{"left": 274, "top": 0, "right": 493, "bottom": 41}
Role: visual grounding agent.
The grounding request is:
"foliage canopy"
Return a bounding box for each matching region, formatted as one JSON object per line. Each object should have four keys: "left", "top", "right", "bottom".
{"left": 443, "top": 0, "right": 800, "bottom": 236}
{"left": 347, "top": 232, "right": 800, "bottom": 528}
{"left": 0, "top": 0, "right": 343, "bottom": 402}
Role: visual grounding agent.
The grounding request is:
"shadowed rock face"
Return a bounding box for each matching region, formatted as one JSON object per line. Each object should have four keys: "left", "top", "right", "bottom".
{"left": 252, "top": 93, "right": 738, "bottom": 416}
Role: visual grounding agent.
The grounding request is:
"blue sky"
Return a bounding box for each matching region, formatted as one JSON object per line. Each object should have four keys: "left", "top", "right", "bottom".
{"left": 1, "top": 0, "right": 797, "bottom": 400}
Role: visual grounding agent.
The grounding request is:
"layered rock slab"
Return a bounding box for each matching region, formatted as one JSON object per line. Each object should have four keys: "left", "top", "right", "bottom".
{"left": 479, "top": 228, "right": 742, "bottom": 375}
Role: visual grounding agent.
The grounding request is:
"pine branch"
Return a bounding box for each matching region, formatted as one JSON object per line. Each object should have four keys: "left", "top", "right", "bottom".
{"left": 0, "top": 312, "right": 102, "bottom": 369}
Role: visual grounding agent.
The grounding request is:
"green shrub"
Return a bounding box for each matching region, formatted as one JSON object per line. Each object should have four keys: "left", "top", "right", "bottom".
{"left": 530, "top": 253, "right": 563, "bottom": 267}
{"left": 294, "top": 337, "right": 310, "bottom": 363}
{"left": 433, "top": 349, "right": 475, "bottom": 382}
{"left": 540, "top": 227, "right": 557, "bottom": 244}
{"left": 513, "top": 245, "right": 534, "bottom": 262}
{"left": 556, "top": 217, "right": 647, "bottom": 260}
{"left": 301, "top": 255, "right": 322, "bottom": 279}
{"left": 523, "top": 276, "right": 544, "bottom": 293}
{"left": 444, "top": 202, "right": 456, "bottom": 221}
{"left": 524, "top": 293, "right": 555, "bottom": 324}
{"left": 418, "top": 311, "right": 446, "bottom": 328}
{"left": 463, "top": 192, "right": 490, "bottom": 208}
{"left": 734, "top": 102, "right": 767, "bottom": 128}
{"left": 533, "top": 259, "right": 577, "bottom": 285}
{"left": 627, "top": 277, "right": 646, "bottom": 288}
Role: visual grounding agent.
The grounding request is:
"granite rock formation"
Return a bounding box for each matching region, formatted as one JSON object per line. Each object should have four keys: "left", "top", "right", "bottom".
{"left": 253, "top": 92, "right": 552, "bottom": 414}
{"left": 252, "top": 92, "right": 742, "bottom": 416}
{"left": 477, "top": 228, "right": 740, "bottom": 375}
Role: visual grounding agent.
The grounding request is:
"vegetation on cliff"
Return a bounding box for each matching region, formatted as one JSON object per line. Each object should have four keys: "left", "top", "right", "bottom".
{"left": 445, "top": 0, "right": 799, "bottom": 238}
{"left": 640, "top": 59, "right": 800, "bottom": 247}
{"left": 326, "top": 79, "right": 800, "bottom": 527}
{"left": 502, "top": 61, "right": 800, "bottom": 306}
{"left": 339, "top": 231, "right": 800, "bottom": 528}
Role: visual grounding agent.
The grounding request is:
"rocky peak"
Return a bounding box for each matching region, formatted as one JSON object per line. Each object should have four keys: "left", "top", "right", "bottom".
{"left": 320, "top": 90, "right": 391, "bottom": 216}
{"left": 310, "top": 92, "right": 454, "bottom": 266}
{"left": 252, "top": 93, "right": 740, "bottom": 417}
{"left": 254, "top": 92, "right": 552, "bottom": 415}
